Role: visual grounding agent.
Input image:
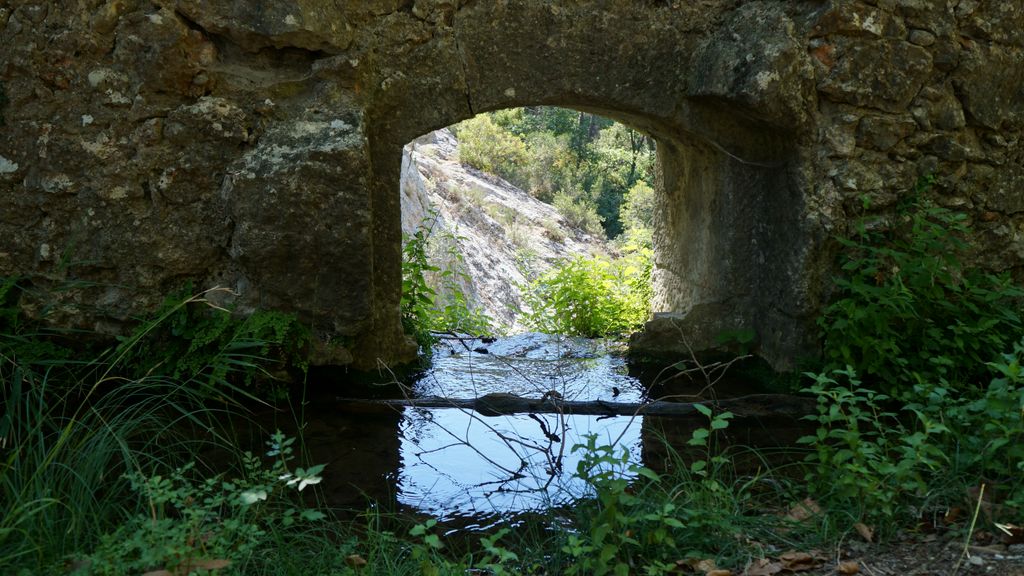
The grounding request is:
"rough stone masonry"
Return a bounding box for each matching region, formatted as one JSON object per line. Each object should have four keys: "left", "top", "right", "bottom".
{"left": 0, "top": 1, "right": 1021, "bottom": 370}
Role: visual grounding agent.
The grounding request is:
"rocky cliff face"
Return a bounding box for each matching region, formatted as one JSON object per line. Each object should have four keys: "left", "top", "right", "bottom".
{"left": 400, "top": 129, "right": 604, "bottom": 333}
{"left": 1, "top": 1, "right": 1021, "bottom": 370}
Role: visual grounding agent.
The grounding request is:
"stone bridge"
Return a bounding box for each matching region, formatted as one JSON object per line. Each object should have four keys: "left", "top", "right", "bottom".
{"left": 1, "top": 1, "right": 1021, "bottom": 369}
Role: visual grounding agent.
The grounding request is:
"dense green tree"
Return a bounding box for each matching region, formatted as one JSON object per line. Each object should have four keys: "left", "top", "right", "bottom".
{"left": 454, "top": 107, "right": 656, "bottom": 239}
{"left": 618, "top": 181, "right": 656, "bottom": 250}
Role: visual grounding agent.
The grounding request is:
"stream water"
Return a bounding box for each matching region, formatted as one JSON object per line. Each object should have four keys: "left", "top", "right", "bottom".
{"left": 396, "top": 334, "right": 643, "bottom": 526}
{"left": 259, "top": 333, "right": 807, "bottom": 528}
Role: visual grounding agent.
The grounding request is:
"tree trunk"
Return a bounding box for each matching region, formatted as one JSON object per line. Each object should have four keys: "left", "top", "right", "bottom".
{"left": 334, "top": 393, "right": 815, "bottom": 418}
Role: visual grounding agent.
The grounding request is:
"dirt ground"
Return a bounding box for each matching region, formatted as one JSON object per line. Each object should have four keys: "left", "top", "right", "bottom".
{"left": 802, "top": 538, "right": 1024, "bottom": 576}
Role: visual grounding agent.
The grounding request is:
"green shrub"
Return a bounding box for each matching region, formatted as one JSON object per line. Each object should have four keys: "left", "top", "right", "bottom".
{"left": 618, "top": 181, "right": 655, "bottom": 251}
{"left": 906, "top": 341, "right": 1024, "bottom": 508}
{"left": 456, "top": 108, "right": 656, "bottom": 240}
{"left": 563, "top": 436, "right": 682, "bottom": 576}
{"left": 563, "top": 408, "right": 784, "bottom": 574}
{"left": 805, "top": 177, "right": 1024, "bottom": 530}
{"left": 799, "top": 368, "right": 946, "bottom": 526}
{"left": 553, "top": 191, "right": 605, "bottom": 237}
{"left": 541, "top": 218, "right": 566, "bottom": 243}
{"left": 401, "top": 215, "right": 492, "bottom": 351}
{"left": 120, "top": 285, "right": 309, "bottom": 396}
{"left": 453, "top": 114, "right": 529, "bottom": 189}
{"left": 820, "top": 186, "right": 1024, "bottom": 397}
{"left": 523, "top": 253, "right": 650, "bottom": 338}
{"left": 801, "top": 345, "right": 1024, "bottom": 529}
{"left": 87, "top": 432, "right": 326, "bottom": 575}
{"left": 523, "top": 131, "right": 576, "bottom": 203}
{"left": 401, "top": 225, "right": 441, "bottom": 350}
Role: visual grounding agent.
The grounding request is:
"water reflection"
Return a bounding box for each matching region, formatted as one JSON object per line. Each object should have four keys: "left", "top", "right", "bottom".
{"left": 296, "top": 333, "right": 805, "bottom": 524}
{"left": 417, "top": 333, "right": 644, "bottom": 403}
{"left": 390, "top": 334, "right": 647, "bottom": 523}
{"left": 397, "top": 407, "right": 642, "bottom": 524}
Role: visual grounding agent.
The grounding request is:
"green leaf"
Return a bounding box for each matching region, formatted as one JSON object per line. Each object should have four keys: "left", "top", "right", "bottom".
{"left": 688, "top": 428, "right": 709, "bottom": 446}
{"left": 636, "top": 467, "right": 661, "bottom": 481}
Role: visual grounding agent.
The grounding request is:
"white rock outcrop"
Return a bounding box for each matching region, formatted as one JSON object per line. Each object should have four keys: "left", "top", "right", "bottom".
{"left": 400, "top": 129, "right": 606, "bottom": 333}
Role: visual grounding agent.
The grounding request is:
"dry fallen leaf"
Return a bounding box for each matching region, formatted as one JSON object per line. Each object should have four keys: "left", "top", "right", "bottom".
{"left": 853, "top": 522, "right": 874, "bottom": 543}
{"left": 778, "top": 551, "right": 821, "bottom": 572}
{"left": 142, "top": 558, "right": 231, "bottom": 576}
{"left": 785, "top": 498, "right": 822, "bottom": 523}
{"left": 345, "top": 554, "right": 368, "bottom": 569}
{"left": 707, "top": 570, "right": 731, "bottom": 576}
{"left": 188, "top": 559, "right": 231, "bottom": 571}
{"left": 676, "top": 558, "right": 722, "bottom": 574}
{"left": 743, "top": 557, "right": 783, "bottom": 576}
{"left": 944, "top": 506, "right": 965, "bottom": 525}
{"left": 837, "top": 560, "right": 859, "bottom": 574}
{"left": 695, "top": 559, "right": 719, "bottom": 572}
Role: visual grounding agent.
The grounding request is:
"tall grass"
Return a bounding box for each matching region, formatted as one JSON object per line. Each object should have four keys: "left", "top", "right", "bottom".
{"left": 0, "top": 362, "right": 242, "bottom": 571}
{"left": 0, "top": 288, "right": 273, "bottom": 573}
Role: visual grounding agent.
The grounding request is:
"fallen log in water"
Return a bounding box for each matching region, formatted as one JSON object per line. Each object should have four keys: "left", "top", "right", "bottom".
{"left": 334, "top": 393, "right": 816, "bottom": 418}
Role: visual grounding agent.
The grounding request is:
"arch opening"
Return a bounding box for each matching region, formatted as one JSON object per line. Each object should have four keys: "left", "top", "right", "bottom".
{"left": 373, "top": 97, "right": 812, "bottom": 369}
{"left": 399, "top": 106, "right": 659, "bottom": 336}
{"left": 349, "top": 0, "right": 826, "bottom": 370}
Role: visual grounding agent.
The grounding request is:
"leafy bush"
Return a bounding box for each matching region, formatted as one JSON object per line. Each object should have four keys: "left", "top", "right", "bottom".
{"left": 553, "top": 191, "right": 605, "bottom": 237}
{"left": 907, "top": 341, "right": 1024, "bottom": 508}
{"left": 820, "top": 187, "right": 1024, "bottom": 397}
{"left": 523, "top": 253, "right": 650, "bottom": 337}
{"left": 87, "top": 432, "right": 325, "bottom": 575}
{"left": 453, "top": 114, "right": 529, "bottom": 189}
{"left": 618, "top": 181, "right": 655, "bottom": 250}
{"left": 541, "top": 218, "right": 567, "bottom": 243}
{"left": 454, "top": 108, "right": 656, "bottom": 240}
{"left": 801, "top": 348, "right": 1024, "bottom": 528}
{"left": 563, "top": 436, "right": 684, "bottom": 576}
{"left": 588, "top": 124, "right": 656, "bottom": 238}
{"left": 800, "top": 180, "right": 1024, "bottom": 533}
{"left": 120, "top": 285, "right": 310, "bottom": 396}
{"left": 401, "top": 223, "right": 440, "bottom": 342}
{"left": 523, "top": 131, "right": 577, "bottom": 203}
{"left": 563, "top": 407, "right": 786, "bottom": 575}
{"left": 401, "top": 215, "right": 492, "bottom": 351}
{"left": 799, "top": 368, "right": 946, "bottom": 525}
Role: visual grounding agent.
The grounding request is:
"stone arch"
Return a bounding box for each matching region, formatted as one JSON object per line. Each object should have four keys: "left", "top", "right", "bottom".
{"left": 32, "top": 0, "right": 1024, "bottom": 373}
{"left": 349, "top": 1, "right": 827, "bottom": 368}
